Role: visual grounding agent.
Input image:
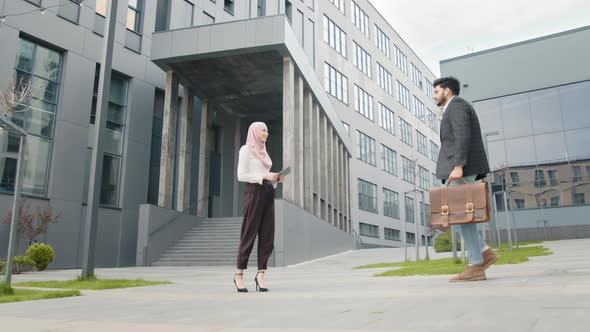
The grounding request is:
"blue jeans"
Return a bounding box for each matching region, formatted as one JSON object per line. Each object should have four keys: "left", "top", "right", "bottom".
{"left": 449, "top": 175, "right": 487, "bottom": 265}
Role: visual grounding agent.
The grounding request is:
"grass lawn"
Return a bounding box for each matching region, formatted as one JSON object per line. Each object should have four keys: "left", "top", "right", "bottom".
{"left": 15, "top": 277, "right": 171, "bottom": 290}
{"left": 1, "top": 283, "right": 80, "bottom": 304}
{"left": 354, "top": 244, "right": 552, "bottom": 277}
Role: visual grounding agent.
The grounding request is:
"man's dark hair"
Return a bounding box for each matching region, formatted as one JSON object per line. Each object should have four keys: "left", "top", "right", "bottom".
{"left": 433, "top": 77, "right": 461, "bottom": 96}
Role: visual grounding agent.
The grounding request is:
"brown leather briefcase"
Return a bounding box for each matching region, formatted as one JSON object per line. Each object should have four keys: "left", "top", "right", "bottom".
{"left": 429, "top": 181, "right": 490, "bottom": 228}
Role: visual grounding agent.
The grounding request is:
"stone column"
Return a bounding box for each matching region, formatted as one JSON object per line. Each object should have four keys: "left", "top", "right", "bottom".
{"left": 303, "top": 88, "right": 314, "bottom": 213}
{"left": 294, "top": 73, "right": 304, "bottom": 207}
{"left": 177, "top": 87, "right": 194, "bottom": 212}
{"left": 158, "top": 70, "right": 179, "bottom": 209}
{"left": 313, "top": 103, "right": 321, "bottom": 217}
{"left": 197, "top": 99, "right": 210, "bottom": 217}
{"left": 327, "top": 125, "right": 334, "bottom": 225}
{"left": 282, "top": 57, "right": 296, "bottom": 203}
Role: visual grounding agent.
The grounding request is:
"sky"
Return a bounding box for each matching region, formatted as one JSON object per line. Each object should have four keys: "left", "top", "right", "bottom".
{"left": 368, "top": 0, "right": 590, "bottom": 76}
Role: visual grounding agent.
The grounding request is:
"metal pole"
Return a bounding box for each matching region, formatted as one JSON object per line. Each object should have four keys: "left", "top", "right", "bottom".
{"left": 482, "top": 132, "right": 499, "bottom": 248}
{"left": 460, "top": 234, "right": 466, "bottom": 263}
{"left": 403, "top": 208, "right": 407, "bottom": 262}
{"left": 3, "top": 134, "right": 26, "bottom": 286}
{"left": 81, "top": 0, "right": 118, "bottom": 278}
{"left": 509, "top": 190, "right": 519, "bottom": 249}
{"left": 503, "top": 191, "right": 513, "bottom": 252}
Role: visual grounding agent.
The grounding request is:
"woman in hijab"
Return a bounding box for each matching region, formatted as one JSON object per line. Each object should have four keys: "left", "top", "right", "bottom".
{"left": 234, "top": 122, "right": 285, "bottom": 292}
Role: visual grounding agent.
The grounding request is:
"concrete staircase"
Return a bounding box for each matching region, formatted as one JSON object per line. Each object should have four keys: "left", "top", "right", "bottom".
{"left": 152, "top": 217, "right": 257, "bottom": 267}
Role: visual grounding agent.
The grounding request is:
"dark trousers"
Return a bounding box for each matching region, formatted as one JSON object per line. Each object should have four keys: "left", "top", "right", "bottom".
{"left": 237, "top": 180, "right": 275, "bottom": 270}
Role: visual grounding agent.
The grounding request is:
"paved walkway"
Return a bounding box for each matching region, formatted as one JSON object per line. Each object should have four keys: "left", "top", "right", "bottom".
{"left": 1, "top": 239, "right": 589, "bottom": 332}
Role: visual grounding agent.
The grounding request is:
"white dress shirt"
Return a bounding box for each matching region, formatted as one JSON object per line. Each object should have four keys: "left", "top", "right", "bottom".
{"left": 237, "top": 145, "right": 272, "bottom": 185}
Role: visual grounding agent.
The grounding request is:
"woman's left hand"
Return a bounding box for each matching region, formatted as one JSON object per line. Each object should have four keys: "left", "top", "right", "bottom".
{"left": 277, "top": 175, "right": 286, "bottom": 183}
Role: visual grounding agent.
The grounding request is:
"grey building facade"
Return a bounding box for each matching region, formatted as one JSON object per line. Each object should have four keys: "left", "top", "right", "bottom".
{"left": 0, "top": 0, "right": 440, "bottom": 269}
{"left": 441, "top": 25, "right": 590, "bottom": 241}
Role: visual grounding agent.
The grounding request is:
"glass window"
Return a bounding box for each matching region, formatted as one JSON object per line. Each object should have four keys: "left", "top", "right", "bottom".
{"left": 394, "top": 45, "right": 407, "bottom": 74}
{"left": 401, "top": 156, "right": 415, "bottom": 184}
{"left": 381, "top": 144, "right": 397, "bottom": 176}
{"left": 501, "top": 94, "right": 533, "bottom": 139}
{"left": 329, "top": 0, "right": 345, "bottom": 14}
{"left": 359, "top": 222, "right": 379, "bottom": 237}
{"left": 170, "top": 0, "right": 195, "bottom": 29}
{"left": 127, "top": 0, "right": 142, "bottom": 33}
{"left": 417, "top": 131, "right": 427, "bottom": 156}
{"left": 405, "top": 196, "right": 414, "bottom": 223}
{"left": 418, "top": 166, "right": 429, "bottom": 190}
{"left": 413, "top": 96, "right": 425, "bottom": 122}
{"left": 396, "top": 81, "right": 409, "bottom": 109}
{"left": 96, "top": 0, "right": 107, "bottom": 16}
{"left": 529, "top": 88, "right": 564, "bottom": 135}
{"left": 560, "top": 81, "right": 590, "bottom": 131}
{"left": 224, "top": 0, "right": 235, "bottom": 15}
{"left": 411, "top": 63, "right": 423, "bottom": 89}
{"left": 357, "top": 131, "right": 376, "bottom": 166}
{"left": 534, "top": 170, "right": 546, "bottom": 188}
{"left": 352, "top": 42, "right": 371, "bottom": 77}
{"left": 384, "top": 227, "right": 400, "bottom": 241}
{"left": 399, "top": 117, "right": 412, "bottom": 147}
{"left": 2, "top": 39, "right": 64, "bottom": 196}
{"left": 354, "top": 84, "right": 373, "bottom": 121}
{"left": 430, "top": 141, "right": 439, "bottom": 161}
{"left": 358, "top": 179, "right": 378, "bottom": 213}
{"left": 377, "top": 63, "right": 392, "bottom": 95}
{"left": 374, "top": 25, "right": 390, "bottom": 57}
{"left": 383, "top": 188, "right": 399, "bottom": 219}
{"left": 351, "top": 1, "right": 369, "bottom": 37}
{"left": 378, "top": 103, "right": 395, "bottom": 135}
{"left": 548, "top": 170, "right": 558, "bottom": 186}
{"left": 406, "top": 232, "right": 415, "bottom": 243}
{"left": 324, "top": 63, "right": 348, "bottom": 104}
{"left": 323, "top": 15, "right": 347, "bottom": 57}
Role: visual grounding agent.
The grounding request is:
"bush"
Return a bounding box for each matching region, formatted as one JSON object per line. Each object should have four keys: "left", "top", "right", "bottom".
{"left": 13, "top": 256, "right": 35, "bottom": 274}
{"left": 0, "top": 259, "right": 6, "bottom": 275}
{"left": 434, "top": 230, "right": 461, "bottom": 253}
{"left": 26, "top": 243, "right": 55, "bottom": 271}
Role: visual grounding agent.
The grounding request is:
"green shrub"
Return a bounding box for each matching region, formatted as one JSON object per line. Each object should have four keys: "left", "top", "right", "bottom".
{"left": 0, "top": 259, "right": 6, "bottom": 275}
{"left": 26, "top": 243, "right": 55, "bottom": 271}
{"left": 13, "top": 256, "right": 35, "bottom": 274}
{"left": 434, "top": 230, "right": 461, "bottom": 253}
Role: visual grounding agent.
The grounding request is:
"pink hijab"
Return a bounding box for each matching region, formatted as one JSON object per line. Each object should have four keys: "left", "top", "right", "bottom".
{"left": 246, "top": 122, "right": 272, "bottom": 169}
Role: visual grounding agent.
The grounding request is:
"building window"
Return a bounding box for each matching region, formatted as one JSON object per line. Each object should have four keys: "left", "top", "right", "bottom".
{"left": 381, "top": 144, "right": 397, "bottom": 176}
{"left": 514, "top": 199, "right": 525, "bottom": 209}
{"left": 359, "top": 222, "right": 379, "bottom": 238}
{"left": 550, "top": 196, "right": 560, "bottom": 207}
{"left": 358, "top": 179, "right": 378, "bottom": 213}
{"left": 224, "top": 0, "right": 235, "bottom": 15}
{"left": 95, "top": 0, "right": 107, "bottom": 16}
{"left": 351, "top": 1, "right": 369, "bottom": 38}
{"left": 399, "top": 117, "right": 412, "bottom": 147}
{"left": 405, "top": 196, "right": 415, "bottom": 223}
{"left": 432, "top": 173, "right": 439, "bottom": 188}
{"left": 352, "top": 42, "right": 371, "bottom": 77}
{"left": 417, "top": 130, "right": 427, "bottom": 156}
{"left": 383, "top": 188, "right": 400, "bottom": 219}
{"left": 426, "top": 79, "right": 434, "bottom": 99}
{"left": 2, "top": 39, "right": 63, "bottom": 196}
{"left": 374, "top": 25, "right": 390, "bottom": 57}
{"left": 257, "top": 0, "right": 266, "bottom": 16}
{"left": 419, "top": 166, "right": 430, "bottom": 190}
{"left": 285, "top": 0, "right": 292, "bottom": 23}
{"left": 574, "top": 193, "right": 585, "bottom": 205}
{"left": 510, "top": 171, "right": 520, "bottom": 187}
{"left": 354, "top": 84, "right": 373, "bottom": 121}
{"left": 430, "top": 141, "right": 439, "bottom": 161}
{"left": 58, "top": 0, "right": 82, "bottom": 24}
{"left": 357, "top": 131, "right": 376, "bottom": 166}
{"left": 427, "top": 109, "right": 439, "bottom": 133}
{"left": 385, "top": 227, "right": 400, "bottom": 241}
{"left": 411, "top": 63, "right": 423, "bottom": 89}
{"left": 378, "top": 103, "right": 395, "bottom": 135}
{"left": 323, "top": 15, "right": 347, "bottom": 57}
{"left": 406, "top": 232, "right": 416, "bottom": 243}
{"left": 413, "top": 96, "right": 425, "bottom": 122}
{"left": 546, "top": 170, "right": 557, "bottom": 186}
{"left": 84, "top": 66, "right": 128, "bottom": 207}
{"left": 329, "top": 0, "right": 345, "bottom": 14}
{"left": 203, "top": 11, "right": 215, "bottom": 24}
{"left": 148, "top": 89, "right": 165, "bottom": 205}
{"left": 377, "top": 63, "right": 393, "bottom": 95}
{"left": 424, "top": 204, "right": 430, "bottom": 225}
{"left": 572, "top": 166, "right": 583, "bottom": 182}
{"left": 324, "top": 63, "right": 348, "bottom": 104}
{"left": 396, "top": 80, "right": 410, "bottom": 109}
{"left": 170, "top": 0, "right": 195, "bottom": 29}
{"left": 342, "top": 122, "right": 350, "bottom": 134}
{"left": 127, "top": 0, "right": 142, "bottom": 33}
{"left": 534, "top": 170, "right": 546, "bottom": 188}
{"left": 401, "top": 156, "right": 415, "bottom": 184}
{"left": 394, "top": 45, "right": 407, "bottom": 74}
{"left": 587, "top": 166, "right": 590, "bottom": 178}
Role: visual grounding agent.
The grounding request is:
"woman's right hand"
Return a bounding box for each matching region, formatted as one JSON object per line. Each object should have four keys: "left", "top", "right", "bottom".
{"left": 264, "top": 172, "right": 279, "bottom": 182}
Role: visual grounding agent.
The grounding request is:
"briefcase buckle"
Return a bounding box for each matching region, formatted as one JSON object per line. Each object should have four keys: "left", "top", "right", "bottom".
{"left": 441, "top": 205, "right": 449, "bottom": 215}
{"left": 466, "top": 203, "right": 474, "bottom": 213}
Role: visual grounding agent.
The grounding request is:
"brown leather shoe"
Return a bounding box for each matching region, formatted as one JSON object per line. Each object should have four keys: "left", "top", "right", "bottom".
{"left": 482, "top": 248, "right": 500, "bottom": 270}
{"left": 449, "top": 265, "right": 486, "bottom": 282}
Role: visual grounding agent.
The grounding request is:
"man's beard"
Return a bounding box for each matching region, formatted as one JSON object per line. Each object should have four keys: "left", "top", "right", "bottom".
{"left": 436, "top": 96, "right": 447, "bottom": 107}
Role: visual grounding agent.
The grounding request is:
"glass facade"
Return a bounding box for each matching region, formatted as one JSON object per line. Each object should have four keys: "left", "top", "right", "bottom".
{"left": 474, "top": 80, "right": 590, "bottom": 211}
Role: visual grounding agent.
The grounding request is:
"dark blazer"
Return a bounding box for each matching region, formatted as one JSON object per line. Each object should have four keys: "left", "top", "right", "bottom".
{"left": 436, "top": 96, "right": 490, "bottom": 180}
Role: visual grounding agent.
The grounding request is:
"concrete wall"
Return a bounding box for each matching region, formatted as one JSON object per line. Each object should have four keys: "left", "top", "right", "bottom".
{"left": 440, "top": 26, "right": 590, "bottom": 102}
{"left": 272, "top": 199, "right": 358, "bottom": 267}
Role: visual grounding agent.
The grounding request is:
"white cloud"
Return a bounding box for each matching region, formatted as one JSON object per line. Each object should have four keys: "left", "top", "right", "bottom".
{"left": 368, "top": 0, "right": 590, "bottom": 75}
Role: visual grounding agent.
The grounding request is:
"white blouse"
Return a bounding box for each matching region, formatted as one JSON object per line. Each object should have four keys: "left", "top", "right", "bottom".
{"left": 237, "top": 145, "right": 272, "bottom": 185}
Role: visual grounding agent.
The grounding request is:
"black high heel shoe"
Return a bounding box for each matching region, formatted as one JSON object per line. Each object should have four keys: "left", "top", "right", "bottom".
{"left": 234, "top": 273, "right": 248, "bottom": 293}
{"left": 254, "top": 271, "right": 268, "bottom": 292}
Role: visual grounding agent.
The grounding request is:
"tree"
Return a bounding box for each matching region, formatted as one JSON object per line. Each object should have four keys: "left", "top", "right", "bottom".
{"left": 0, "top": 198, "right": 61, "bottom": 244}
